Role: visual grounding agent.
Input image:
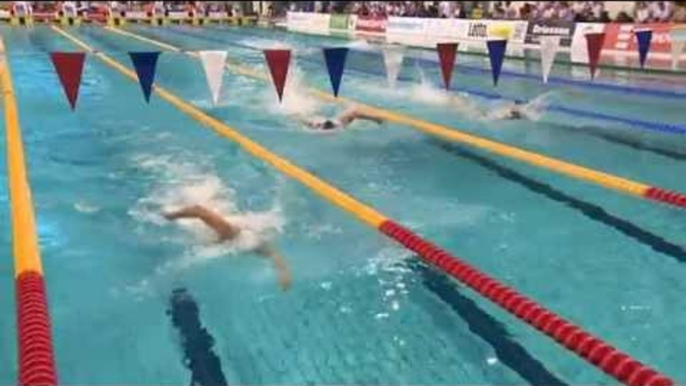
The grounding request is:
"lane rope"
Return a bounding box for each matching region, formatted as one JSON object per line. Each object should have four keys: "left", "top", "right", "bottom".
{"left": 106, "top": 26, "right": 686, "bottom": 210}
{"left": 0, "top": 37, "right": 58, "bottom": 386}
{"left": 51, "top": 26, "right": 675, "bottom": 386}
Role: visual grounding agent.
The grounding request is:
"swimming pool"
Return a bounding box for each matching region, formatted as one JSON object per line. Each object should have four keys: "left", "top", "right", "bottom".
{"left": 1, "top": 24, "right": 685, "bottom": 385}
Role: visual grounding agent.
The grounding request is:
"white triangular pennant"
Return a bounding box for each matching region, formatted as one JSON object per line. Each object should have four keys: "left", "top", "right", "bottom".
{"left": 382, "top": 46, "right": 404, "bottom": 88}
{"left": 539, "top": 35, "right": 560, "bottom": 84}
{"left": 670, "top": 28, "right": 686, "bottom": 70}
{"left": 198, "top": 50, "right": 228, "bottom": 105}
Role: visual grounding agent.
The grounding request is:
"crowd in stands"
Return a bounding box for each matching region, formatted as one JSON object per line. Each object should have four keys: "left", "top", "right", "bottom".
{"left": 292, "top": 1, "right": 686, "bottom": 23}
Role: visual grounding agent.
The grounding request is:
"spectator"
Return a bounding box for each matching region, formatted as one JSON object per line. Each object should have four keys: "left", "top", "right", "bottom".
{"left": 591, "top": 1, "right": 604, "bottom": 21}
{"left": 505, "top": 1, "right": 519, "bottom": 19}
{"left": 635, "top": 1, "right": 651, "bottom": 22}
{"left": 652, "top": 1, "right": 673, "bottom": 21}
{"left": 674, "top": 2, "right": 686, "bottom": 22}
{"left": 471, "top": 2, "right": 484, "bottom": 19}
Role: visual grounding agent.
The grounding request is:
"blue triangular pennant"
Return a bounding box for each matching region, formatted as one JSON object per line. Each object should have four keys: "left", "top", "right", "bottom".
{"left": 323, "top": 47, "right": 349, "bottom": 97}
{"left": 129, "top": 52, "right": 161, "bottom": 102}
{"left": 487, "top": 39, "right": 507, "bottom": 86}
{"left": 635, "top": 30, "right": 653, "bottom": 68}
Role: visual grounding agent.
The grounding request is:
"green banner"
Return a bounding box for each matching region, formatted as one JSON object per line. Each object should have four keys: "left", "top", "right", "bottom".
{"left": 329, "top": 14, "right": 349, "bottom": 30}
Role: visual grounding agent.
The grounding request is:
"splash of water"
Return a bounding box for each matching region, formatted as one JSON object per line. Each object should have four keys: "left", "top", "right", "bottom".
{"left": 129, "top": 154, "right": 285, "bottom": 271}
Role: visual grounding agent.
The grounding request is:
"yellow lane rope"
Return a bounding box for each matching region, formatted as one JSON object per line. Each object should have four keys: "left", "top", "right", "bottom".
{"left": 0, "top": 38, "right": 44, "bottom": 276}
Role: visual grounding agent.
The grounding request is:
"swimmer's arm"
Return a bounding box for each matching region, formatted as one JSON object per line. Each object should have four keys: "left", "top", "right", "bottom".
{"left": 256, "top": 244, "right": 292, "bottom": 291}
{"left": 338, "top": 108, "right": 384, "bottom": 125}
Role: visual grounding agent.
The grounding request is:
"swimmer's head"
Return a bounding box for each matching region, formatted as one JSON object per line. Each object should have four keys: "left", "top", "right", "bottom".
{"left": 310, "top": 119, "right": 337, "bottom": 130}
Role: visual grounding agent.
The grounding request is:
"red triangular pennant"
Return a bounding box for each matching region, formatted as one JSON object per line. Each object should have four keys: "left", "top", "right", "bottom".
{"left": 263, "top": 49, "right": 291, "bottom": 102}
{"left": 436, "top": 43, "right": 458, "bottom": 90}
{"left": 585, "top": 32, "right": 605, "bottom": 80}
{"left": 50, "top": 52, "right": 86, "bottom": 110}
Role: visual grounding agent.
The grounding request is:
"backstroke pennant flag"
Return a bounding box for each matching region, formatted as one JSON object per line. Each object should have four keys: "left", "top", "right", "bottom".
{"left": 539, "top": 35, "right": 560, "bottom": 84}
{"left": 487, "top": 39, "right": 507, "bottom": 86}
{"left": 323, "top": 47, "right": 349, "bottom": 97}
{"left": 129, "top": 51, "right": 161, "bottom": 102}
{"left": 436, "top": 43, "right": 458, "bottom": 90}
{"left": 584, "top": 32, "right": 605, "bottom": 80}
{"left": 634, "top": 29, "right": 653, "bottom": 69}
{"left": 49, "top": 52, "right": 86, "bottom": 110}
{"left": 382, "top": 45, "right": 404, "bottom": 88}
{"left": 263, "top": 49, "right": 291, "bottom": 102}
{"left": 198, "top": 50, "right": 228, "bottom": 105}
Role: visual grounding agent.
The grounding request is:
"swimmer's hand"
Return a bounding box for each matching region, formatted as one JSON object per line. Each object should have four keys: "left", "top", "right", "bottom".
{"left": 256, "top": 244, "right": 292, "bottom": 291}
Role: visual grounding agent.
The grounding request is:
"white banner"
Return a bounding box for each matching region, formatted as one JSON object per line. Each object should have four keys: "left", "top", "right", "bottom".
{"left": 125, "top": 10, "right": 148, "bottom": 20}
{"left": 198, "top": 51, "right": 228, "bottom": 105}
{"left": 168, "top": 11, "right": 189, "bottom": 20}
{"left": 386, "top": 17, "right": 427, "bottom": 36}
{"left": 463, "top": 20, "right": 528, "bottom": 43}
{"left": 286, "top": 12, "right": 330, "bottom": 33}
{"left": 539, "top": 35, "right": 560, "bottom": 83}
{"left": 383, "top": 46, "right": 404, "bottom": 88}
{"left": 425, "top": 18, "right": 468, "bottom": 42}
{"left": 208, "top": 11, "right": 228, "bottom": 19}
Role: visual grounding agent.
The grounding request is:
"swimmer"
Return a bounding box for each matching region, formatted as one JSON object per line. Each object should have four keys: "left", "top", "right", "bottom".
{"left": 300, "top": 106, "right": 384, "bottom": 130}
{"left": 163, "top": 205, "right": 292, "bottom": 291}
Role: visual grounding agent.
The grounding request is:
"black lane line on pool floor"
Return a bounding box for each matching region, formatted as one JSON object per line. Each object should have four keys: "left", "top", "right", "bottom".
{"left": 545, "top": 123, "right": 686, "bottom": 162}
{"left": 168, "top": 288, "right": 229, "bottom": 386}
{"left": 408, "top": 259, "right": 568, "bottom": 386}
{"left": 430, "top": 138, "right": 686, "bottom": 263}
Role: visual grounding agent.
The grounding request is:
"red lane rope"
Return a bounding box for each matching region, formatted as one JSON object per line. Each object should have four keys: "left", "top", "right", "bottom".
{"left": 378, "top": 220, "right": 673, "bottom": 386}
{"left": 16, "top": 271, "right": 57, "bottom": 386}
{"left": 644, "top": 187, "right": 686, "bottom": 208}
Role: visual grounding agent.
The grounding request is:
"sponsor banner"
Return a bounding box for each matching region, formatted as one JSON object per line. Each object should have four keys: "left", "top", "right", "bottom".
{"left": 168, "top": 11, "right": 190, "bottom": 20}
{"left": 425, "top": 18, "right": 468, "bottom": 41}
{"left": 286, "top": 12, "right": 330, "bottom": 32}
{"left": 208, "top": 11, "right": 228, "bottom": 19}
{"left": 464, "top": 20, "right": 528, "bottom": 43}
{"left": 0, "top": 10, "right": 11, "bottom": 18}
{"left": 329, "top": 14, "right": 349, "bottom": 30}
{"left": 355, "top": 14, "right": 387, "bottom": 33}
{"left": 604, "top": 23, "right": 675, "bottom": 53}
{"left": 386, "top": 17, "right": 427, "bottom": 36}
{"left": 525, "top": 19, "right": 576, "bottom": 47}
{"left": 125, "top": 10, "right": 149, "bottom": 19}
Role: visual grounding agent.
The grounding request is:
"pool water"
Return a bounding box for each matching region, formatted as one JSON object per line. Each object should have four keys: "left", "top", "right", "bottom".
{"left": 1, "top": 25, "right": 685, "bottom": 385}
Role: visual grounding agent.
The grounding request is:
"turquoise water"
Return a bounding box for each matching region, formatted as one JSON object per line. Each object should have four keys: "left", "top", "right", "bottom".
{"left": 1, "top": 25, "right": 685, "bottom": 385}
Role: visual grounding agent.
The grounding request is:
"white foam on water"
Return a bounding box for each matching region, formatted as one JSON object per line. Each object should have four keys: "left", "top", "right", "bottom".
{"left": 128, "top": 153, "right": 285, "bottom": 275}
{"left": 262, "top": 61, "right": 323, "bottom": 117}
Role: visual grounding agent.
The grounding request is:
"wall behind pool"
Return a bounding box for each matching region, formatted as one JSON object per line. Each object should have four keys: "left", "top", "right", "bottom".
{"left": 283, "top": 12, "right": 686, "bottom": 73}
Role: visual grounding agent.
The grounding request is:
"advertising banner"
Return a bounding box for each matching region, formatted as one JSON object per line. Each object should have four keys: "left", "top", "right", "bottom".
{"left": 208, "top": 11, "right": 228, "bottom": 19}
{"left": 386, "top": 17, "right": 427, "bottom": 36}
{"left": 525, "top": 19, "right": 576, "bottom": 47}
{"left": 125, "top": 11, "right": 148, "bottom": 20}
{"left": 355, "top": 14, "right": 387, "bottom": 33}
{"left": 168, "top": 11, "right": 189, "bottom": 20}
{"left": 464, "top": 20, "right": 528, "bottom": 43}
{"left": 603, "top": 23, "right": 674, "bottom": 53}
{"left": 425, "top": 18, "right": 468, "bottom": 41}
{"left": 329, "top": 14, "right": 349, "bottom": 30}
{"left": 286, "top": 12, "right": 330, "bottom": 32}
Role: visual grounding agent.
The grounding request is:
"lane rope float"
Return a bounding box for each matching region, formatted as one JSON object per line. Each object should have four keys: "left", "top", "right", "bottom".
{"left": 104, "top": 26, "right": 686, "bottom": 211}
{"left": 51, "top": 26, "right": 674, "bottom": 386}
{"left": 0, "top": 38, "right": 58, "bottom": 386}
